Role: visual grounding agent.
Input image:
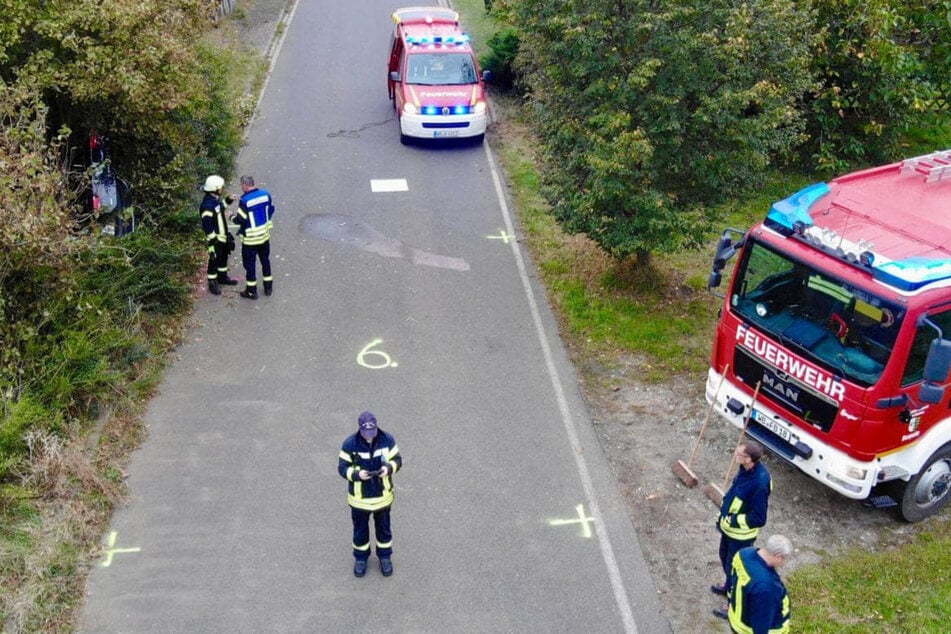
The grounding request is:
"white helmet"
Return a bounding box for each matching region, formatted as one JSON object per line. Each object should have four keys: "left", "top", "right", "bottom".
{"left": 203, "top": 174, "right": 225, "bottom": 192}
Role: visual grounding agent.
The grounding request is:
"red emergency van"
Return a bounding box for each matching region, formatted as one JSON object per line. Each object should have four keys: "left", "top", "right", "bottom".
{"left": 387, "top": 7, "right": 491, "bottom": 144}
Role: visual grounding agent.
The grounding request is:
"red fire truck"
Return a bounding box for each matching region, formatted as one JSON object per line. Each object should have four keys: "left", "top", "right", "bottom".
{"left": 707, "top": 150, "right": 951, "bottom": 521}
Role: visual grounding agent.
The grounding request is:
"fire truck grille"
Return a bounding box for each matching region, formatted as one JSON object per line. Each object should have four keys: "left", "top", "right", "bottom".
{"left": 733, "top": 347, "right": 838, "bottom": 432}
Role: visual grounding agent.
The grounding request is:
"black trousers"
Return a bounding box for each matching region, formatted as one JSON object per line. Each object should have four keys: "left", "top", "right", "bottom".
{"left": 351, "top": 505, "right": 392, "bottom": 561}
{"left": 206, "top": 241, "right": 229, "bottom": 280}
{"left": 719, "top": 531, "right": 755, "bottom": 589}
{"left": 241, "top": 241, "right": 272, "bottom": 289}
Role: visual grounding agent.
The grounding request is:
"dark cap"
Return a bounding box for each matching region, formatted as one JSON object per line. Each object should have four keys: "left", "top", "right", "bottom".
{"left": 358, "top": 411, "right": 378, "bottom": 438}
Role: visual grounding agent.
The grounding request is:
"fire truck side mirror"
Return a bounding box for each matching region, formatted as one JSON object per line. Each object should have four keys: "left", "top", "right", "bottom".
{"left": 919, "top": 338, "right": 951, "bottom": 404}
{"left": 389, "top": 71, "right": 401, "bottom": 82}
{"left": 923, "top": 339, "right": 951, "bottom": 383}
{"left": 708, "top": 229, "right": 746, "bottom": 292}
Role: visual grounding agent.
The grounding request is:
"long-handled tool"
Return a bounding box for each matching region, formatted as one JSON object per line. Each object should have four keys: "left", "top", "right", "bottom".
{"left": 704, "top": 380, "right": 761, "bottom": 506}
{"left": 671, "top": 365, "right": 729, "bottom": 487}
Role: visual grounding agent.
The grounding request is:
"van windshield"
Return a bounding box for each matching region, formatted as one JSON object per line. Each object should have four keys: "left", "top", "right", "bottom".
{"left": 731, "top": 239, "right": 905, "bottom": 386}
{"left": 405, "top": 53, "right": 477, "bottom": 85}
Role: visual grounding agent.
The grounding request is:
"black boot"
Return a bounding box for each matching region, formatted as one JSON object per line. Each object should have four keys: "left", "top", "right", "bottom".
{"left": 218, "top": 274, "right": 238, "bottom": 286}
{"left": 239, "top": 287, "right": 258, "bottom": 300}
{"left": 208, "top": 280, "right": 221, "bottom": 295}
{"left": 264, "top": 281, "right": 273, "bottom": 296}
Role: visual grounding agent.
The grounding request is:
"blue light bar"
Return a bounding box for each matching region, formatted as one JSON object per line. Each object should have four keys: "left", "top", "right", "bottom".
{"left": 406, "top": 33, "right": 470, "bottom": 46}
{"left": 420, "top": 105, "right": 470, "bottom": 115}
{"left": 873, "top": 257, "right": 951, "bottom": 292}
{"left": 766, "top": 182, "right": 830, "bottom": 232}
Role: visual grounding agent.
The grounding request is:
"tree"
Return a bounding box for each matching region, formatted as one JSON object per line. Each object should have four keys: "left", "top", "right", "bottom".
{"left": 807, "top": 0, "right": 951, "bottom": 172}
{"left": 507, "top": 0, "right": 815, "bottom": 263}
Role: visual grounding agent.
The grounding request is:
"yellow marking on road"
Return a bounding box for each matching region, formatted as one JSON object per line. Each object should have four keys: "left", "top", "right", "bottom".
{"left": 358, "top": 338, "right": 398, "bottom": 369}
{"left": 99, "top": 531, "right": 141, "bottom": 567}
{"left": 487, "top": 230, "right": 512, "bottom": 244}
{"left": 548, "top": 504, "right": 595, "bottom": 538}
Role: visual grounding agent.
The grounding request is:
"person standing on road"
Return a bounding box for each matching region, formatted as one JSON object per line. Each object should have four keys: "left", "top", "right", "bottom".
{"left": 714, "top": 534, "right": 792, "bottom": 633}
{"left": 232, "top": 175, "right": 275, "bottom": 300}
{"left": 337, "top": 411, "right": 402, "bottom": 578}
{"left": 198, "top": 174, "right": 238, "bottom": 295}
{"left": 711, "top": 440, "right": 772, "bottom": 599}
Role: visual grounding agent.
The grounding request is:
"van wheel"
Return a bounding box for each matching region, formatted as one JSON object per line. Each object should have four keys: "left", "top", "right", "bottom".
{"left": 400, "top": 132, "right": 410, "bottom": 146}
{"left": 896, "top": 445, "right": 951, "bottom": 522}
{"left": 472, "top": 133, "right": 485, "bottom": 145}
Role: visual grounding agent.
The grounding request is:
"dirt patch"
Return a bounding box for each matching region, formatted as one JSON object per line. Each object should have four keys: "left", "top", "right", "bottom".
{"left": 578, "top": 352, "right": 915, "bottom": 633}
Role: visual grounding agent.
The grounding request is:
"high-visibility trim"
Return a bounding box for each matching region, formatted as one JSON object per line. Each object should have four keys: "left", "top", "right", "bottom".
{"left": 376, "top": 540, "right": 393, "bottom": 549}
{"left": 353, "top": 541, "right": 370, "bottom": 552}
{"left": 720, "top": 497, "right": 759, "bottom": 540}
{"left": 348, "top": 490, "right": 394, "bottom": 511}
{"left": 728, "top": 555, "right": 753, "bottom": 634}
{"left": 808, "top": 275, "right": 853, "bottom": 304}
{"left": 243, "top": 194, "right": 270, "bottom": 208}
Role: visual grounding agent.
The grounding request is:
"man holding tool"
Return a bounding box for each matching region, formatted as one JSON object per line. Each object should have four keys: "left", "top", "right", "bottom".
{"left": 710, "top": 439, "right": 771, "bottom": 599}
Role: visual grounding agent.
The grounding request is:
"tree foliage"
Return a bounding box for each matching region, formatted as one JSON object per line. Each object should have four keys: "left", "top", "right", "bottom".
{"left": 4, "top": 0, "right": 239, "bottom": 212}
{"left": 0, "top": 83, "right": 83, "bottom": 399}
{"left": 0, "top": 0, "right": 243, "bottom": 443}
{"left": 807, "top": 0, "right": 951, "bottom": 172}
{"left": 507, "top": 0, "right": 816, "bottom": 262}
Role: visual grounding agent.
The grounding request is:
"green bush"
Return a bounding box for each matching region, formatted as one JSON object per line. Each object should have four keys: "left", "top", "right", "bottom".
{"left": 481, "top": 27, "right": 520, "bottom": 92}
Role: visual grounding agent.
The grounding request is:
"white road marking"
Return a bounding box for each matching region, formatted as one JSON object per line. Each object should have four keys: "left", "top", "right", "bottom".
{"left": 370, "top": 179, "right": 409, "bottom": 193}
{"left": 483, "top": 139, "right": 640, "bottom": 634}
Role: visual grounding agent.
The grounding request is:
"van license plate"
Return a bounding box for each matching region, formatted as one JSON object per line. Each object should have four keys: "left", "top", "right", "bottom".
{"left": 752, "top": 410, "right": 792, "bottom": 443}
{"left": 434, "top": 130, "right": 460, "bottom": 137}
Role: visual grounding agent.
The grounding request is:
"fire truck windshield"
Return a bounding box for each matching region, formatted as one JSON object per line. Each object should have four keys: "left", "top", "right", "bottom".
{"left": 731, "top": 239, "right": 905, "bottom": 386}
{"left": 405, "top": 53, "right": 478, "bottom": 86}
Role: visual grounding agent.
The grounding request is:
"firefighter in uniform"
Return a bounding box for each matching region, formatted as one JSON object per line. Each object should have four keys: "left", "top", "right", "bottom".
{"left": 337, "top": 412, "right": 402, "bottom": 578}
{"left": 715, "top": 534, "right": 792, "bottom": 633}
{"left": 199, "top": 175, "right": 238, "bottom": 295}
{"left": 233, "top": 175, "right": 275, "bottom": 300}
{"left": 711, "top": 440, "right": 772, "bottom": 599}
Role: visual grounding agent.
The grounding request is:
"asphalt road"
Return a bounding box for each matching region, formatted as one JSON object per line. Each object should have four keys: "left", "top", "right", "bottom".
{"left": 79, "top": 1, "right": 671, "bottom": 632}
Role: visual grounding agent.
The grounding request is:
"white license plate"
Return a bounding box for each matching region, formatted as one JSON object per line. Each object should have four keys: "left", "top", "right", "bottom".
{"left": 434, "top": 130, "right": 460, "bottom": 137}
{"left": 751, "top": 410, "right": 793, "bottom": 443}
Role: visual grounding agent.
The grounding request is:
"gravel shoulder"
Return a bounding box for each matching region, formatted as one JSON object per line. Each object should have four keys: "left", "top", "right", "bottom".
{"left": 579, "top": 352, "right": 912, "bottom": 634}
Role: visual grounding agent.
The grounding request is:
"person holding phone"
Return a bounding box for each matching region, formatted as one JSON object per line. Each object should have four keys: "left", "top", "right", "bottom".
{"left": 337, "top": 411, "right": 402, "bottom": 577}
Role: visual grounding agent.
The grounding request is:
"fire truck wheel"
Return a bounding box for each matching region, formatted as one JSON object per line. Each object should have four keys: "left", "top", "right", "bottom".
{"left": 898, "top": 445, "right": 951, "bottom": 522}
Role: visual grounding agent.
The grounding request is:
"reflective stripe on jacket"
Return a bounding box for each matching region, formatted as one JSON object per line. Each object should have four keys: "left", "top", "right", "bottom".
{"left": 728, "top": 547, "right": 790, "bottom": 634}
{"left": 337, "top": 430, "right": 402, "bottom": 511}
{"left": 718, "top": 461, "right": 771, "bottom": 540}
{"left": 236, "top": 188, "right": 274, "bottom": 245}
{"left": 199, "top": 193, "right": 228, "bottom": 243}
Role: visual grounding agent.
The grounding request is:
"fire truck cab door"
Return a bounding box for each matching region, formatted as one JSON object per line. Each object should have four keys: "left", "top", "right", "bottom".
{"left": 388, "top": 36, "right": 404, "bottom": 101}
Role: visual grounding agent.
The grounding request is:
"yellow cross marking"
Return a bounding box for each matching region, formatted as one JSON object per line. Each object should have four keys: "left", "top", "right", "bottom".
{"left": 548, "top": 504, "right": 595, "bottom": 538}
{"left": 99, "top": 531, "right": 141, "bottom": 567}
{"left": 487, "top": 230, "right": 512, "bottom": 244}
